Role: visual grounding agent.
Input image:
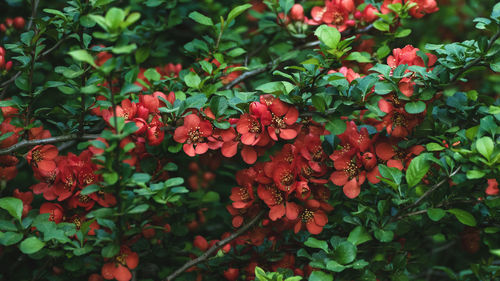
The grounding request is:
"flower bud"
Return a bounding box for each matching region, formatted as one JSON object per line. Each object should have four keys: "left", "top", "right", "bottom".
{"left": 0, "top": 24, "right": 6, "bottom": 33}
{"left": 290, "top": 4, "right": 304, "bottom": 21}
{"left": 5, "top": 18, "right": 13, "bottom": 27}
{"left": 5, "top": 61, "right": 12, "bottom": 71}
{"left": 362, "top": 4, "right": 379, "bottom": 23}
{"left": 13, "top": 17, "right": 25, "bottom": 30}
{"left": 223, "top": 268, "right": 239, "bottom": 281}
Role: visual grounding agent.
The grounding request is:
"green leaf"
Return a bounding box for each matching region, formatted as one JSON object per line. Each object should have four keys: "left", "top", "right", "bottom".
{"left": 101, "top": 243, "right": 119, "bottom": 258}
{"left": 333, "top": 241, "right": 357, "bottom": 264}
{"left": 0, "top": 197, "right": 23, "bottom": 221}
{"left": 405, "top": 101, "right": 426, "bottom": 114}
{"left": 374, "top": 229, "right": 394, "bottom": 242}
{"left": 184, "top": 72, "right": 201, "bottom": 89}
{"left": 325, "top": 117, "right": 347, "bottom": 135}
{"left": 345, "top": 52, "right": 372, "bottom": 63}
{"left": 378, "top": 164, "right": 403, "bottom": 186}
{"left": 202, "top": 191, "right": 220, "bottom": 202}
{"left": 105, "top": 7, "right": 125, "bottom": 29}
{"left": 226, "top": 4, "right": 253, "bottom": 25}
{"left": 209, "top": 96, "right": 228, "bottom": 117}
{"left": 426, "top": 143, "right": 445, "bottom": 151}
{"left": 314, "top": 25, "right": 341, "bottom": 49}
{"left": 447, "top": 209, "right": 476, "bottom": 226}
{"left": 405, "top": 154, "right": 430, "bottom": 187}
{"left": 309, "top": 271, "right": 333, "bottom": 281}
{"left": 326, "top": 260, "right": 346, "bottom": 272}
{"left": 144, "top": 68, "right": 161, "bottom": 81}
{"left": 466, "top": 170, "right": 485, "bottom": 179}
{"left": 128, "top": 204, "right": 149, "bottom": 214}
{"left": 476, "top": 136, "right": 494, "bottom": 160}
{"left": 68, "top": 50, "right": 97, "bottom": 67}
{"left": 347, "top": 226, "right": 372, "bottom": 246}
{"left": 373, "top": 20, "right": 389, "bottom": 32}
{"left": 189, "top": 11, "right": 213, "bottom": 26}
{"left": 0, "top": 232, "right": 23, "bottom": 246}
{"left": 102, "top": 172, "right": 118, "bottom": 185}
{"left": 427, "top": 208, "right": 446, "bottom": 222}
{"left": 165, "top": 177, "right": 184, "bottom": 187}
{"left": 19, "top": 237, "right": 45, "bottom": 254}
{"left": 80, "top": 184, "right": 100, "bottom": 195}
{"left": 304, "top": 237, "right": 329, "bottom": 252}
{"left": 374, "top": 81, "right": 395, "bottom": 95}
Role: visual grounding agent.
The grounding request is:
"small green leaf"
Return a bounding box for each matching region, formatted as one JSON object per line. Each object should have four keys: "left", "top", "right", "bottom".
{"left": 466, "top": 170, "right": 485, "bottom": 179}
{"left": 447, "top": 209, "right": 476, "bottom": 226}
{"left": 226, "top": 4, "right": 253, "bottom": 25}
{"left": 0, "top": 232, "right": 23, "bottom": 246}
{"left": 476, "top": 136, "right": 494, "bottom": 160}
{"left": 374, "top": 229, "right": 394, "bottom": 242}
{"left": 0, "top": 197, "right": 23, "bottom": 221}
{"left": 347, "top": 226, "right": 372, "bottom": 246}
{"left": 102, "top": 172, "right": 118, "bottom": 185}
{"left": 427, "top": 208, "right": 446, "bottom": 222}
{"left": 128, "top": 204, "right": 149, "bottom": 214}
{"left": 333, "top": 241, "right": 357, "bottom": 264}
{"left": 426, "top": 143, "right": 445, "bottom": 151}
{"left": 325, "top": 118, "right": 347, "bottom": 135}
{"left": 304, "top": 237, "right": 329, "bottom": 252}
{"left": 326, "top": 260, "right": 346, "bottom": 272}
{"left": 309, "top": 271, "right": 333, "bottom": 281}
{"left": 184, "top": 72, "right": 201, "bottom": 89}
{"left": 345, "top": 52, "right": 372, "bottom": 63}
{"left": 314, "top": 25, "right": 341, "bottom": 49}
{"left": 405, "top": 154, "right": 430, "bottom": 187}
{"left": 80, "top": 184, "right": 100, "bottom": 195}
{"left": 374, "top": 81, "right": 395, "bottom": 95}
{"left": 202, "top": 191, "right": 220, "bottom": 202}
{"left": 101, "top": 243, "right": 119, "bottom": 258}
{"left": 189, "top": 11, "right": 213, "bottom": 26}
{"left": 165, "top": 177, "right": 184, "bottom": 187}
{"left": 405, "top": 101, "right": 426, "bottom": 114}
{"left": 68, "top": 50, "right": 97, "bottom": 67}
{"left": 19, "top": 237, "right": 45, "bottom": 254}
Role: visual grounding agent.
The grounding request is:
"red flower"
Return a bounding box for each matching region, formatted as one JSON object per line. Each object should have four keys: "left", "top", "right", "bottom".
{"left": 407, "top": 0, "right": 439, "bottom": 18}
{"left": 174, "top": 114, "right": 212, "bottom": 157}
{"left": 294, "top": 200, "right": 328, "bottom": 234}
{"left": 223, "top": 268, "right": 239, "bottom": 281}
{"left": 40, "top": 202, "right": 64, "bottom": 223}
{"left": 257, "top": 184, "right": 299, "bottom": 221}
{"left": 329, "top": 157, "right": 366, "bottom": 198}
{"left": 290, "top": 4, "right": 304, "bottom": 21}
{"left": 237, "top": 113, "right": 267, "bottom": 146}
{"left": 27, "top": 145, "right": 59, "bottom": 172}
{"left": 486, "top": 179, "right": 499, "bottom": 196}
{"left": 101, "top": 246, "right": 139, "bottom": 281}
{"left": 377, "top": 100, "right": 422, "bottom": 138}
{"left": 265, "top": 98, "right": 299, "bottom": 141}
{"left": 230, "top": 170, "right": 256, "bottom": 209}
{"left": 193, "top": 235, "right": 209, "bottom": 251}
{"left": 375, "top": 140, "right": 425, "bottom": 170}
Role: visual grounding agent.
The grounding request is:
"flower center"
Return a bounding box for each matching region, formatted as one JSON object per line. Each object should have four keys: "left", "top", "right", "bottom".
{"left": 187, "top": 127, "right": 204, "bottom": 144}
{"left": 281, "top": 171, "right": 294, "bottom": 187}
{"left": 249, "top": 120, "right": 261, "bottom": 133}
{"left": 300, "top": 209, "right": 314, "bottom": 223}
{"left": 392, "top": 113, "right": 407, "bottom": 126}
{"left": 345, "top": 159, "right": 359, "bottom": 179}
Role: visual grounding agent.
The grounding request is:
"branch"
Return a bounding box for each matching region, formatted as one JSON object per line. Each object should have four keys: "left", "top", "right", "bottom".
{"left": 166, "top": 210, "right": 266, "bottom": 281}
{"left": 221, "top": 24, "right": 374, "bottom": 90}
{"left": 221, "top": 64, "right": 272, "bottom": 90}
{"left": 0, "top": 134, "right": 99, "bottom": 155}
{"left": 393, "top": 165, "right": 462, "bottom": 221}
{"left": 450, "top": 29, "right": 500, "bottom": 83}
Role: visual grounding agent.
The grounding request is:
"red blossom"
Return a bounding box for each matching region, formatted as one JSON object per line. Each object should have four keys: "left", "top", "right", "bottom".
{"left": 101, "top": 246, "right": 138, "bottom": 281}
{"left": 174, "top": 114, "right": 213, "bottom": 156}
{"left": 27, "top": 145, "right": 59, "bottom": 172}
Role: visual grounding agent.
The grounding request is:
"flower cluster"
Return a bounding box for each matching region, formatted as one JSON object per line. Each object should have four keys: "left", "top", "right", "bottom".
{"left": 0, "top": 46, "right": 13, "bottom": 72}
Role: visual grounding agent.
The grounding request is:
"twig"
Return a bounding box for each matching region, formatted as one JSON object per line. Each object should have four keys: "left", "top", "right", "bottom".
{"left": 166, "top": 211, "right": 265, "bottom": 281}
{"left": 0, "top": 134, "right": 99, "bottom": 155}
{"left": 221, "top": 64, "right": 272, "bottom": 90}
{"left": 221, "top": 24, "right": 374, "bottom": 90}
{"left": 449, "top": 29, "right": 500, "bottom": 83}
{"left": 393, "top": 165, "right": 462, "bottom": 221}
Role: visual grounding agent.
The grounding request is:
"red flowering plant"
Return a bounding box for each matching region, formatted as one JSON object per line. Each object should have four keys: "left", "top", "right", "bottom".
{"left": 0, "top": 1, "right": 499, "bottom": 281}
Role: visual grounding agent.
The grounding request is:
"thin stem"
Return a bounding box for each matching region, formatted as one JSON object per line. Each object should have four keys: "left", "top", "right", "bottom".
{"left": 449, "top": 29, "right": 500, "bottom": 83}
{"left": 166, "top": 211, "right": 265, "bottom": 281}
{"left": 0, "top": 134, "right": 100, "bottom": 155}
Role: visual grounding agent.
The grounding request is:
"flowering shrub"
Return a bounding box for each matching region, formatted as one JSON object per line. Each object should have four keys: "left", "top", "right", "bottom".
{"left": 0, "top": 0, "right": 499, "bottom": 280}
